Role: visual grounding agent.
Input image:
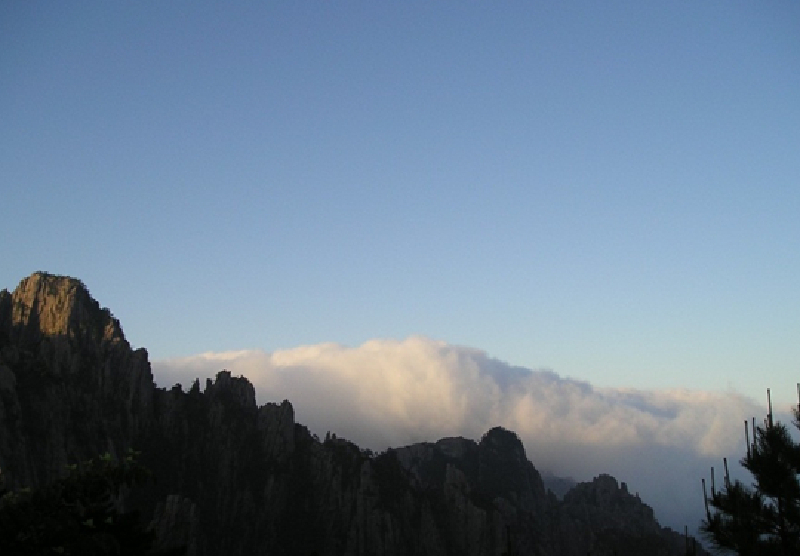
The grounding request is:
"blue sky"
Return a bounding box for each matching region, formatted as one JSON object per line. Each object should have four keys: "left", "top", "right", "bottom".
{"left": 2, "top": 1, "right": 799, "bottom": 404}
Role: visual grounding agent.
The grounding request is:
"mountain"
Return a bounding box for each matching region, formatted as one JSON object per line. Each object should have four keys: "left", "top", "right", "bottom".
{"left": 0, "top": 272, "right": 706, "bottom": 555}
{"left": 540, "top": 470, "right": 577, "bottom": 500}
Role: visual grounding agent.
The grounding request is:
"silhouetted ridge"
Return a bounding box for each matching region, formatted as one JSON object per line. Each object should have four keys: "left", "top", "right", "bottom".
{"left": 0, "top": 272, "right": 707, "bottom": 556}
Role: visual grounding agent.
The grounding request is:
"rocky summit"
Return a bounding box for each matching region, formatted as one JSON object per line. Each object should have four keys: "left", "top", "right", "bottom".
{"left": 0, "top": 272, "right": 706, "bottom": 555}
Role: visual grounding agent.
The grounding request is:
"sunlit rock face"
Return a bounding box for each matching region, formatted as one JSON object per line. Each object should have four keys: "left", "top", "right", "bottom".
{"left": 0, "top": 272, "right": 154, "bottom": 489}
{"left": 0, "top": 272, "right": 707, "bottom": 556}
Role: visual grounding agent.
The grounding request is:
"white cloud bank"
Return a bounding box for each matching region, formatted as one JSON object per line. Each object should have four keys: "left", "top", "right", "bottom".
{"left": 153, "top": 336, "right": 775, "bottom": 533}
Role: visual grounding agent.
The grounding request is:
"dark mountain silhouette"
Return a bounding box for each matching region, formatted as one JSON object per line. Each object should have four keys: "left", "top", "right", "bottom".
{"left": 0, "top": 272, "right": 706, "bottom": 555}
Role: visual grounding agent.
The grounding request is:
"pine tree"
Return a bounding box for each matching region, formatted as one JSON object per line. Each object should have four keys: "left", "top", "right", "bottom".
{"left": 702, "top": 387, "right": 800, "bottom": 555}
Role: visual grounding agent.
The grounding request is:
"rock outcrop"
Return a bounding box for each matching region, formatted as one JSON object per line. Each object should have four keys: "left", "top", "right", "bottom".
{"left": 0, "top": 272, "right": 706, "bottom": 555}
{"left": 0, "top": 272, "right": 153, "bottom": 490}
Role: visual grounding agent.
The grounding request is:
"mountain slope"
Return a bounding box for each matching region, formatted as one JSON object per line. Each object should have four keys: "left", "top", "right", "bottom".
{"left": 0, "top": 272, "right": 705, "bottom": 555}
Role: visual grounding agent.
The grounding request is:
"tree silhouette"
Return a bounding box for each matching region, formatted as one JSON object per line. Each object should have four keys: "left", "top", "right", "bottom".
{"left": 0, "top": 450, "right": 155, "bottom": 556}
{"left": 702, "top": 388, "right": 800, "bottom": 555}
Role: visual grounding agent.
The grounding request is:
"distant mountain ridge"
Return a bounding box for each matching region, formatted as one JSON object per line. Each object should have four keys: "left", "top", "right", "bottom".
{"left": 540, "top": 470, "right": 577, "bottom": 500}
{"left": 0, "top": 272, "right": 706, "bottom": 555}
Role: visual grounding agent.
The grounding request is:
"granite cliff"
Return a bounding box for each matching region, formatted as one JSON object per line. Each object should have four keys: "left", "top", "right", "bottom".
{"left": 0, "top": 273, "right": 705, "bottom": 555}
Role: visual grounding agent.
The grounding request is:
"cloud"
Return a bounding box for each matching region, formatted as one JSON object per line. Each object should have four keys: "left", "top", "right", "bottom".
{"left": 153, "top": 336, "right": 770, "bottom": 534}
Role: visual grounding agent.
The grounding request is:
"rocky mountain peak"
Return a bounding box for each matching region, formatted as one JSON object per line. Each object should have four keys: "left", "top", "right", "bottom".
{"left": 564, "top": 473, "right": 644, "bottom": 509}
{"left": 5, "top": 272, "right": 126, "bottom": 350}
{"left": 205, "top": 370, "right": 257, "bottom": 409}
{"left": 561, "top": 473, "right": 661, "bottom": 541}
{"left": 479, "top": 426, "right": 527, "bottom": 461}
{"left": 0, "top": 272, "right": 707, "bottom": 556}
{"left": 0, "top": 273, "right": 153, "bottom": 489}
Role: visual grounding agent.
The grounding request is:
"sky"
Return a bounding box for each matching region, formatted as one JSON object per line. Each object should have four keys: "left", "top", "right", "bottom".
{"left": 2, "top": 6, "right": 800, "bottom": 402}
{"left": 3, "top": 0, "right": 800, "bottom": 536}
